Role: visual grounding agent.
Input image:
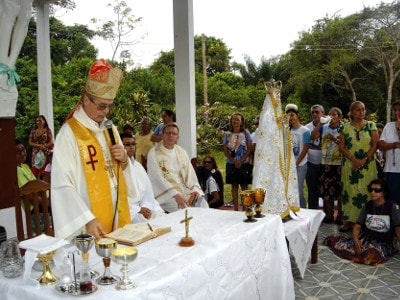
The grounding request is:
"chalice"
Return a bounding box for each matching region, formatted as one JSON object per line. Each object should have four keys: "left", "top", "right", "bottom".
{"left": 253, "top": 188, "right": 266, "bottom": 218}
{"left": 111, "top": 247, "right": 138, "bottom": 290}
{"left": 37, "top": 250, "right": 59, "bottom": 285}
{"left": 240, "top": 190, "right": 257, "bottom": 223}
{"left": 95, "top": 238, "right": 120, "bottom": 285}
{"left": 73, "top": 232, "right": 99, "bottom": 279}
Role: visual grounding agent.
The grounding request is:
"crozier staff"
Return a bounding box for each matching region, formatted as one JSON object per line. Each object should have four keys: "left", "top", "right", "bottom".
{"left": 52, "top": 59, "right": 137, "bottom": 240}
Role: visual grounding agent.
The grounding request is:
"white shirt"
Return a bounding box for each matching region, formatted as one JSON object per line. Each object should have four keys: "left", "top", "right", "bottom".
{"left": 380, "top": 122, "right": 400, "bottom": 173}
{"left": 128, "top": 157, "right": 165, "bottom": 223}
{"left": 306, "top": 121, "right": 322, "bottom": 164}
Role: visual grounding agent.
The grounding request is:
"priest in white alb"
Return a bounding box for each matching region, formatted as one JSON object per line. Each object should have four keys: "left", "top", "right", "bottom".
{"left": 52, "top": 59, "right": 137, "bottom": 240}
{"left": 147, "top": 123, "right": 208, "bottom": 213}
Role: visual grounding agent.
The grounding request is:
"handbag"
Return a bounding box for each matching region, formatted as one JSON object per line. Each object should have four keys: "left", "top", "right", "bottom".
{"left": 34, "top": 150, "right": 46, "bottom": 169}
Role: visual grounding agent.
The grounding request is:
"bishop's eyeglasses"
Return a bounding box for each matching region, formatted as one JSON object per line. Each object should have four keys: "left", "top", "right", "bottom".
{"left": 87, "top": 94, "right": 114, "bottom": 111}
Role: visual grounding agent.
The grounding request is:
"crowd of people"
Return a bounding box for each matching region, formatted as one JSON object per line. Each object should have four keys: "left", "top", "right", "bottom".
{"left": 15, "top": 59, "right": 400, "bottom": 265}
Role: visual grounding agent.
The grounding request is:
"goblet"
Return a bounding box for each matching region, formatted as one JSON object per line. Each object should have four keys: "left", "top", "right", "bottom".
{"left": 240, "top": 190, "right": 257, "bottom": 223}
{"left": 73, "top": 232, "right": 99, "bottom": 279}
{"left": 37, "top": 250, "right": 59, "bottom": 284}
{"left": 111, "top": 247, "right": 138, "bottom": 290}
{"left": 95, "top": 238, "right": 120, "bottom": 285}
{"left": 253, "top": 188, "right": 266, "bottom": 218}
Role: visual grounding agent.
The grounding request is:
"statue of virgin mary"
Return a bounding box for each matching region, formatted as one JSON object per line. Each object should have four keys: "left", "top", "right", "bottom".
{"left": 252, "top": 80, "right": 300, "bottom": 217}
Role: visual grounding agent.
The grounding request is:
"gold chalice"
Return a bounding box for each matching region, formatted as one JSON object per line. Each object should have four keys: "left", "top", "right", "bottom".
{"left": 73, "top": 232, "right": 99, "bottom": 279}
{"left": 240, "top": 190, "right": 257, "bottom": 223}
{"left": 253, "top": 188, "right": 266, "bottom": 218}
{"left": 37, "top": 250, "right": 59, "bottom": 285}
{"left": 95, "top": 238, "right": 120, "bottom": 285}
{"left": 111, "top": 247, "right": 138, "bottom": 290}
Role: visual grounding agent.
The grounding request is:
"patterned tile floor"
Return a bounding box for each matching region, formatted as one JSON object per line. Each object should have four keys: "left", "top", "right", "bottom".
{"left": 293, "top": 223, "right": 400, "bottom": 300}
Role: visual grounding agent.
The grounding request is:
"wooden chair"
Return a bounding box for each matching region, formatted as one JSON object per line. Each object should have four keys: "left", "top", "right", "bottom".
{"left": 15, "top": 180, "right": 53, "bottom": 241}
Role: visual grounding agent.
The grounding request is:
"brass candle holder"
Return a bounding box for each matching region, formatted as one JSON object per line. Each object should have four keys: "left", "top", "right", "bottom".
{"left": 37, "top": 250, "right": 59, "bottom": 285}
{"left": 253, "top": 188, "right": 266, "bottom": 218}
{"left": 240, "top": 190, "right": 257, "bottom": 222}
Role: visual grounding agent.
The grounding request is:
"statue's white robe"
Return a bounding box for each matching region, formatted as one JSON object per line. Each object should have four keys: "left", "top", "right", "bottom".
{"left": 252, "top": 85, "right": 300, "bottom": 215}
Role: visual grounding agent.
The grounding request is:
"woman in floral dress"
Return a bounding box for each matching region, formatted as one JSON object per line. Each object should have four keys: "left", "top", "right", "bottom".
{"left": 28, "top": 115, "right": 53, "bottom": 178}
{"left": 338, "top": 101, "right": 378, "bottom": 232}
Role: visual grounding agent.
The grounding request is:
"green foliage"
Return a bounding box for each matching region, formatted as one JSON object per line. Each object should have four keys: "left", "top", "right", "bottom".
{"left": 111, "top": 91, "right": 152, "bottom": 130}
{"left": 195, "top": 101, "right": 261, "bottom": 155}
{"left": 194, "top": 35, "right": 231, "bottom": 76}
{"left": 14, "top": 0, "right": 400, "bottom": 151}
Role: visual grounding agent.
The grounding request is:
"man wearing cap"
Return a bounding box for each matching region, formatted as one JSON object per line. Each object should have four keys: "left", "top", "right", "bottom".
{"left": 51, "top": 59, "right": 136, "bottom": 240}
{"left": 285, "top": 104, "right": 311, "bottom": 208}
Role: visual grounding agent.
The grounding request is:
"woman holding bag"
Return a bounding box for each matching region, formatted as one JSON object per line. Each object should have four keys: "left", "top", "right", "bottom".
{"left": 29, "top": 115, "right": 53, "bottom": 178}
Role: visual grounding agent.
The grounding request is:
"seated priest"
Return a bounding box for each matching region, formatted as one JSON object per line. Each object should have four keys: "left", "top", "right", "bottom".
{"left": 147, "top": 123, "right": 208, "bottom": 212}
{"left": 120, "top": 132, "right": 165, "bottom": 221}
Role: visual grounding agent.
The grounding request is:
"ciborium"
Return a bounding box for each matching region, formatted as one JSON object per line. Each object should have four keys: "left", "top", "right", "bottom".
{"left": 73, "top": 232, "right": 99, "bottom": 279}
{"left": 37, "top": 250, "right": 59, "bottom": 284}
{"left": 111, "top": 247, "right": 138, "bottom": 290}
{"left": 253, "top": 188, "right": 266, "bottom": 218}
{"left": 240, "top": 190, "right": 257, "bottom": 222}
{"left": 95, "top": 238, "right": 120, "bottom": 285}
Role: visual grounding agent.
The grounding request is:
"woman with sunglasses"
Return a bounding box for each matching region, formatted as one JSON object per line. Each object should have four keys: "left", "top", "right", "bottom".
{"left": 338, "top": 101, "right": 378, "bottom": 232}
{"left": 324, "top": 178, "right": 400, "bottom": 265}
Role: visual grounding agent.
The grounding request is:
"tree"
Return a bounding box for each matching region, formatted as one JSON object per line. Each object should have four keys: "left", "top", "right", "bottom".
{"left": 194, "top": 35, "right": 231, "bottom": 76}
{"left": 92, "top": 0, "right": 144, "bottom": 64}
{"left": 20, "top": 18, "right": 97, "bottom": 65}
{"left": 359, "top": 1, "right": 400, "bottom": 122}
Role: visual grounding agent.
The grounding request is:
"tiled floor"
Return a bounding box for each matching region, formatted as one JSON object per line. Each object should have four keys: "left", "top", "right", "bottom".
{"left": 293, "top": 222, "right": 400, "bottom": 300}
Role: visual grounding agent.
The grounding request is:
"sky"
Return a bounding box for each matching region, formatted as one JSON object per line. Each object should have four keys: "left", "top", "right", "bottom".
{"left": 56, "top": 0, "right": 393, "bottom": 67}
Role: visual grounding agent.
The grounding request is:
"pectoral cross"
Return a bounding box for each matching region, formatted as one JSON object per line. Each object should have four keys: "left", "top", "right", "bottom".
{"left": 105, "top": 160, "right": 115, "bottom": 178}
{"left": 180, "top": 209, "right": 193, "bottom": 238}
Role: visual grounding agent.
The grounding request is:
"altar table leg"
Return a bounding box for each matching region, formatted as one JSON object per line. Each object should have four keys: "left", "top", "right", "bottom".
{"left": 311, "top": 234, "right": 318, "bottom": 264}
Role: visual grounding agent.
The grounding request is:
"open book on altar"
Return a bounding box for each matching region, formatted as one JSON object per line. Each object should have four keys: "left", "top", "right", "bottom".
{"left": 105, "top": 223, "right": 172, "bottom": 246}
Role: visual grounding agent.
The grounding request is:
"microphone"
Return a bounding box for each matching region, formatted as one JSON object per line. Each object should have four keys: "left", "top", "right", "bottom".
{"left": 104, "top": 120, "right": 116, "bottom": 145}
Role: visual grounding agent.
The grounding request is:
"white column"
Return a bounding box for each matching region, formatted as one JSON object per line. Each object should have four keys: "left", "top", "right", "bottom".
{"left": 173, "top": 0, "right": 196, "bottom": 158}
{"left": 35, "top": 0, "right": 54, "bottom": 135}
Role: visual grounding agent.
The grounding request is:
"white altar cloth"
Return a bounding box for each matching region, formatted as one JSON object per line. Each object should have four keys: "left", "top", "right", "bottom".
{"left": 283, "top": 208, "right": 325, "bottom": 278}
{"left": 0, "top": 208, "right": 295, "bottom": 300}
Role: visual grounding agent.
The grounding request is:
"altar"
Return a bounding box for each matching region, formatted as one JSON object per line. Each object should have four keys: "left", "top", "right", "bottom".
{"left": 283, "top": 208, "right": 325, "bottom": 278}
{"left": 0, "top": 208, "right": 295, "bottom": 300}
